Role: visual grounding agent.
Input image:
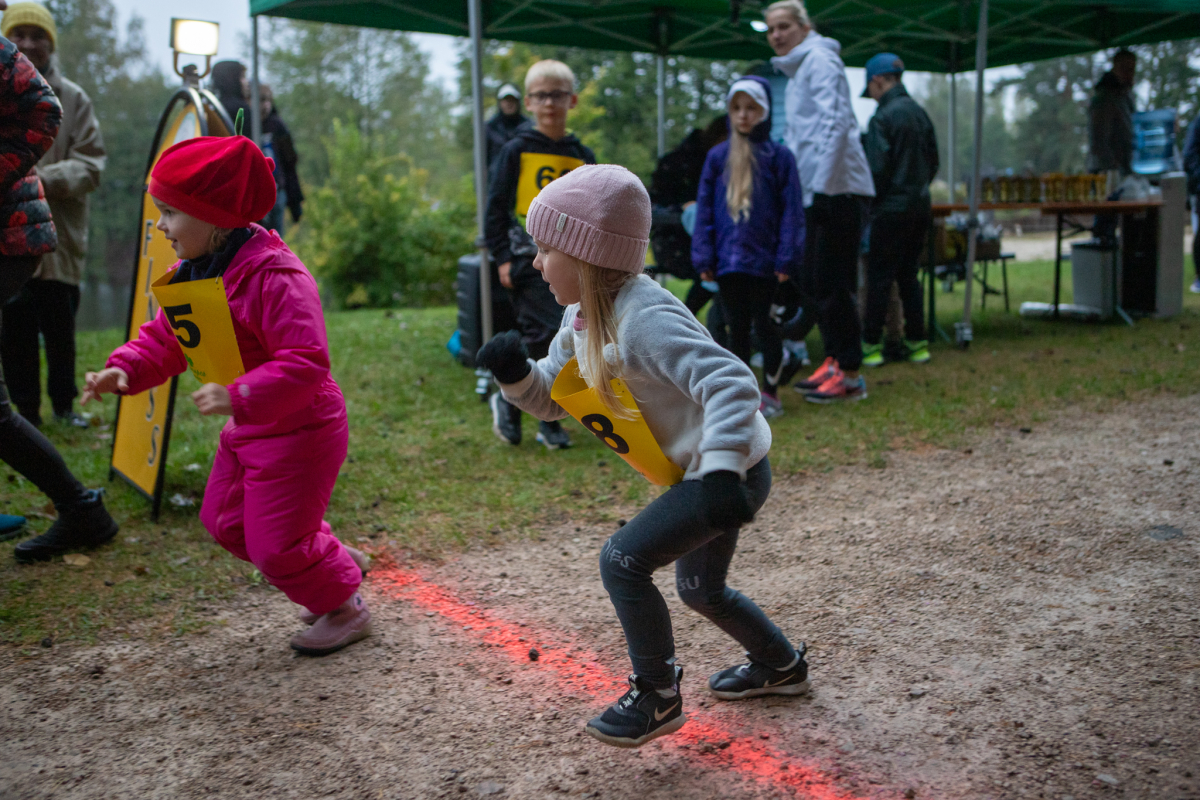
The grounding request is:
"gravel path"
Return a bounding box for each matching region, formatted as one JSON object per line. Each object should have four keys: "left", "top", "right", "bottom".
{"left": 2, "top": 394, "right": 1198, "bottom": 800}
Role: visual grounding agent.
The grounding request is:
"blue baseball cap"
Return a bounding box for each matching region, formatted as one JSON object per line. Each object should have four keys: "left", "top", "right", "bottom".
{"left": 862, "top": 52, "right": 904, "bottom": 97}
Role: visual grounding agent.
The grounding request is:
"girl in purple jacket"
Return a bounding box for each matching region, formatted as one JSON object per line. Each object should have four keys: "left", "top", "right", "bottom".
{"left": 692, "top": 76, "right": 805, "bottom": 420}
{"left": 82, "top": 136, "right": 371, "bottom": 656}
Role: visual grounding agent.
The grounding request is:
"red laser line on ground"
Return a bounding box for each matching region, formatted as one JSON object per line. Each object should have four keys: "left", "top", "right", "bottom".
{"left": 373, "top": 566, "right": 877, "bottom": 800}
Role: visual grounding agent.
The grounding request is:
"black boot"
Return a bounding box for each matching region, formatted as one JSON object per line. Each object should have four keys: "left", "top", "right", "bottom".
{"left": 14, "top": 489, "right": 119, "bottom": 563}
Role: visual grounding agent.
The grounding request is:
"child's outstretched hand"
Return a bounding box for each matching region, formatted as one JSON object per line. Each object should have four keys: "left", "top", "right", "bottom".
{"left": 476, "top": 330, "right": 532, "bottom": 385}
{"left": 81, "top": 367, "right": 129, "bottom": 405}
{"left": 192, "top": 383, "right": 233, "bottom": 416}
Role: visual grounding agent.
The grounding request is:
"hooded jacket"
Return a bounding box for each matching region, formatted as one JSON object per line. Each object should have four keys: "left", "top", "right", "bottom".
{"left": 1087, "top": 70, "right": 1135, "bottom": 175}
{"left": 107, "top": 224, "right": 344, "bottom": 440}
{"left": 484, "top": 126, "right": 595, "bottom": 267}
{"left": 771, "top": 32, "right": 874, "bottom": 206}
{"left": 0, "top": 35, "right": 59, "bottom": 258}
{"left": 32, "top": 60, "right": 105, "bottom": 284}
{"left": 691, "top": 78, "right": 805, "bottom": 280}
{"left": 864, "top": 83, "right": 939, "bottom": 216}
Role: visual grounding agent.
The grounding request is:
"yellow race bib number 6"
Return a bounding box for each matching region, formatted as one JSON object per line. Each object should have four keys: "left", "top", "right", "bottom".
{"left": 515, "top": 152, "right": 585, "bottom": 216}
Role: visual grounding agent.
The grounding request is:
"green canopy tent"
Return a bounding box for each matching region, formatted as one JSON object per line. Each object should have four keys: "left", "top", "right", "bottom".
{"left": 246, "top": 0, "right": 1200, "bottom": 344}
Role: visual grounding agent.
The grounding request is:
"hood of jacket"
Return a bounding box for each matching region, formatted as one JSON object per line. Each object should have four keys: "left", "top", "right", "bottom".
{"left": 728, "top": 75, "right": 773, "bottom": 143}
{"left": 513, "top": 126, "right": 584, "bottom": 150}
{"left": 771, "top": 31, "right": 842, "bottom": 78}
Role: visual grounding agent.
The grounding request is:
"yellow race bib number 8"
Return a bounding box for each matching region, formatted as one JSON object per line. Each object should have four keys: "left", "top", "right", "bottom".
{"left": 551, "top": 358, "right": 684, "bottom": 487}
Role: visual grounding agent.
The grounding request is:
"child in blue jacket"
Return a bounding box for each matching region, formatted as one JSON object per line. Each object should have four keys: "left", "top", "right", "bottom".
{"left": 692, "top": 76, "right": 805, "bottom": 419}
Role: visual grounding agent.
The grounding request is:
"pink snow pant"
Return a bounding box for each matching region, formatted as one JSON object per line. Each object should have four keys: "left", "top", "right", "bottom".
{"left": 199, "top": 414, "right": 360, "bottom": 616}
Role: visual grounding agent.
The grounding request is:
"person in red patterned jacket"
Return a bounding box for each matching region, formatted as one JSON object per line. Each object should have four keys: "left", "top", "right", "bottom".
{"left": 1, "top": 28, "right": 119, "bottom": 561}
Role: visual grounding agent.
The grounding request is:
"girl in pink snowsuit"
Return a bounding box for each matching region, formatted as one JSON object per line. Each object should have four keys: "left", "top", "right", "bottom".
{"left": 83, "top": 135, "right": 371, "bottom": 655}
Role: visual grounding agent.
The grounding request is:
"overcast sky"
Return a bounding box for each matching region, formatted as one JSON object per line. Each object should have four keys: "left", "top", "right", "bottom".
{"left": 104, "top": 0, "right": 1015, "bottom": 132}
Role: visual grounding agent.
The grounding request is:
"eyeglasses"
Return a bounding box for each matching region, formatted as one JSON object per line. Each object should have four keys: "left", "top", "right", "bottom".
{"left": 527, "top": 90, "right": 572, "bottom": 106}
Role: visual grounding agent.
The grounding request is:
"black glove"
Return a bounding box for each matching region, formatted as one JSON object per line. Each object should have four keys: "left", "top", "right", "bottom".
{"left": 476, "top": 330, "right": 531, "bottom": 384}
{"left": 701, "top": 470, "right": 756, "bottom": 530}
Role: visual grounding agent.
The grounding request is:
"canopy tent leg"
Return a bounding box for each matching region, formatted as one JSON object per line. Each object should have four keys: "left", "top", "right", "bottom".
{"left": 956, "top": 0, "right": 988, "bottom": 349}
{"left": 468, "top": 0, "right": 492, "bottom": 345}
{"left": 656, "top": 54, "right": 666, "bottom": 158}
{"left": 250, "top": 16, "right": 262, "bottom": 142}
{"left": 947, "top": 71, "right": 956, "bottom": 204}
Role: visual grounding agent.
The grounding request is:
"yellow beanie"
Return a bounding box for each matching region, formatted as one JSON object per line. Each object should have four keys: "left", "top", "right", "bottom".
{"left": 1, "top": 3, "right": 58, "bottom": 51}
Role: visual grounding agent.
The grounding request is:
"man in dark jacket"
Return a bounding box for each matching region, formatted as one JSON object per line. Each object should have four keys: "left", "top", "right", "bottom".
{"left": 860, "top": 53, "right": 938, "bottom": 367}
{"left": 1088, "top": 50, "right": 1136, "bottom": 176}
{"left": 258, "top": 83, "right": 303, "bottom": 230}
{"left": 1182, "top": 114, "right": 1200, "bottom": 293}
{"left": 0, "top": 31, "right": 118, "bottom": 559}
{"left": 486, "top": 83, "right": 531, "bottom": 166}
{"left": 484, "top": 60, "right": 594, "bottom": 450}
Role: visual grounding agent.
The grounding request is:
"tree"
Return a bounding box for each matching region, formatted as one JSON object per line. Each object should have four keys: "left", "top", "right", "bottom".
{"left": 44, "top": 0, "right": 173, "bottom": 286}
{"left": 257, "top": 20, "right": 463, "bottom": 194}
{"left": 1128, "top": 39, "right": 1200, "bottom": 150}
{"left": 996, "top": 55, "right": 1095, "bottom": 175}
{"left": 915, "top": 73, "right": 1016, "bottom": 192}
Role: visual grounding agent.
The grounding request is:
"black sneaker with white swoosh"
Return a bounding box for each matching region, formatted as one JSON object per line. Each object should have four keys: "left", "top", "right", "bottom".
{"left": 585, "top": 666, "right": 685, "bottom": 748}
{"left": 707, "top": 643, "right": 810, "bottom": 700}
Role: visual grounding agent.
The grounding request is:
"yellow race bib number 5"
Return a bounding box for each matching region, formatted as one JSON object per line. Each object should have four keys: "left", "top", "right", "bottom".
{"left": 150, "top": 274, "right": 246, "bottom": 387}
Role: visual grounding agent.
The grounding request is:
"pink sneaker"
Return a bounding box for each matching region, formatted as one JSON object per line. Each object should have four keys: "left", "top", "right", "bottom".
{"left": 298, "top": 545, "right": 371, "bottom": 625}
{"left": 290, "top": 592, "right": 372, "bottom": 656}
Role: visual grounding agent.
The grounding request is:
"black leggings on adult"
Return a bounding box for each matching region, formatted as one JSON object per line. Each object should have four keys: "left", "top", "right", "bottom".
{"left": 799, "top": 193, "right": 868, "bottom": 371}
{"left": 716, "top": 272, "right": 783, "bottom": 390}
{"left": 598, "top": 457, "right": 798, "bottom": 690}
{"left": 0, "top": 256, "right": 89, "bottom": 509}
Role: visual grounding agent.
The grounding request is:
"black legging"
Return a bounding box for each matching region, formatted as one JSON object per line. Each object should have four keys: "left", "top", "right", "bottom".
{"left": 800, "top": 193, "right": 867, "bottom": 371}
{"left": 0, "top": 256, "right": 88, "bottom": 509}
{"left": 598, "top": 457, "right": 796, "bottom": 689}
{"left": 716, "top": 272, "right": 782, "bottom": 390}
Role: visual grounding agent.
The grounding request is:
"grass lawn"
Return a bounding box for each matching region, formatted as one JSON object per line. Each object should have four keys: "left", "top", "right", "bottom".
{"left": 2, "top": 255, "right": 1198, "bottom": 647}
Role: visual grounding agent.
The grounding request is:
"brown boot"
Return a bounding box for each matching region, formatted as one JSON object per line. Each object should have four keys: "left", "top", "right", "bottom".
{"left": 297, "top": 546, "right": 371, "bottom": 625}
{"left": 290, "top": 592, "right": 372, "bottom": 656}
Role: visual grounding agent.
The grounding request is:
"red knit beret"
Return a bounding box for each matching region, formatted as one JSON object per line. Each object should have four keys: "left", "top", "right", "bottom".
{"left": 148, "top": 136, "right": 277, "bottom": 228}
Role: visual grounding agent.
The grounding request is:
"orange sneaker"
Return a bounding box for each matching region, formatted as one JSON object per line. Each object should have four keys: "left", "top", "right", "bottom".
{"left": 805, "top": 372, "right": 867, "bottom": 404}
{"left": 794, "top": 357, "right": 839, "bottom": 394}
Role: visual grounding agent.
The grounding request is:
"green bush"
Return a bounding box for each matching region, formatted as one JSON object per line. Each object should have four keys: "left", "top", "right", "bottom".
{"left": 294, "top": 120, "right": 475, "bottom": 308}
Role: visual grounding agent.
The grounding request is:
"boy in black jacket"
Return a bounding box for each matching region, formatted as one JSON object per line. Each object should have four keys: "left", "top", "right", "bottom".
{"left": 485, "top": 59, "right": 595, "bottom": 450}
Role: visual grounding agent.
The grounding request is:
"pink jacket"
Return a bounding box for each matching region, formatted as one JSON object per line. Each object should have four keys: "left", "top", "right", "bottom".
{"left": 108, "top": 224, "right": 345, "bottom": 438}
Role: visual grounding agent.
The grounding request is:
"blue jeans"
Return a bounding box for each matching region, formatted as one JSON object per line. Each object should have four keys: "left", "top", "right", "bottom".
{"left": 599, "top": 457, "right": 797, "bottom": 689}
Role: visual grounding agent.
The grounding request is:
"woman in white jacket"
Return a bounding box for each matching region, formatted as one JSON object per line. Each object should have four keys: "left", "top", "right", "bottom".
{"left": 766, "top": 0, "right": 875, "bottom": 403}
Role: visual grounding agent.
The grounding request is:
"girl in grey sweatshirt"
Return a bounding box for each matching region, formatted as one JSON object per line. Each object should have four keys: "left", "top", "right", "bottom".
{"left": 476, "top": 165, "right": 807, "bottom": 750}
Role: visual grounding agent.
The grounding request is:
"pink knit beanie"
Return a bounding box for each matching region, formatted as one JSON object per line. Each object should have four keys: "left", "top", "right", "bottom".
{"left": 525, "top": 164, "right": 651, "bottom": 274}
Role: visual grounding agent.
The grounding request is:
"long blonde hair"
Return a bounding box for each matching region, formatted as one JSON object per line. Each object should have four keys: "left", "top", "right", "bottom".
{"left": 575, "top": 259, "right": 636, "bottom": 420}
{"left": 725, "top": 127, "right": 757, "bottom": 223}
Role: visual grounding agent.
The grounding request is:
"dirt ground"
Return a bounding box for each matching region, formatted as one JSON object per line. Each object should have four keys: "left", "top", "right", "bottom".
{"left": 2, "top": 394, "right": 1199, "bottom": 800}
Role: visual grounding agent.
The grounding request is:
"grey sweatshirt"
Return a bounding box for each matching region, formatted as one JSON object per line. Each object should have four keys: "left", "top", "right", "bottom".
{"left": 501, "top": 275, "right": 772, "bottom": 480}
